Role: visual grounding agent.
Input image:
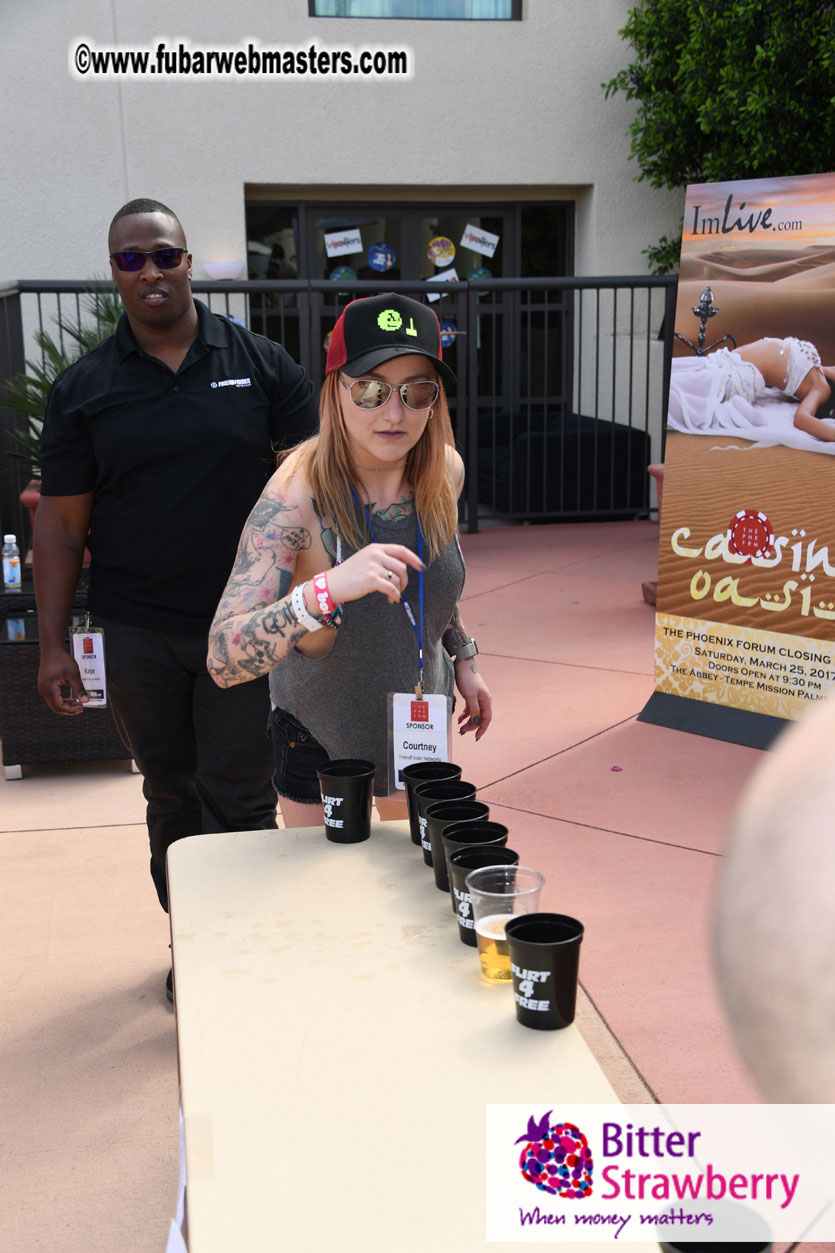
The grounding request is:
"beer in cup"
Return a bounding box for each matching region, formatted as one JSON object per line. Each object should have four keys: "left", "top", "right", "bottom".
{"left": 465, "top": 866, "right": 545, "bottom": 983}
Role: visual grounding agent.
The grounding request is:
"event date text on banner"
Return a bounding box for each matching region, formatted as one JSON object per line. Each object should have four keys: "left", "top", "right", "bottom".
{"left": 654, "top": 613, "right": 835, "bottom": 719}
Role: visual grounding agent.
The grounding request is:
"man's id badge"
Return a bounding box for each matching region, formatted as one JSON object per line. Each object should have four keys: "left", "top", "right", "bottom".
{"left": 70, "top": 624, "right": 107, "bottom": 707}
{"left": 387, "top": 692, "right": 451, "bottom": 792}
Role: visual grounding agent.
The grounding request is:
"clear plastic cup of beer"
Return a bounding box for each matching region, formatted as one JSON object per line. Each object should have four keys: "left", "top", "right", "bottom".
{"left": 464, "top": 865, "right": 545, "bottom": 983}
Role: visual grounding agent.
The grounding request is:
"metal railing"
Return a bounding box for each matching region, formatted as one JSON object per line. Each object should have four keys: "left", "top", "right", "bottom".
{"left": 0, "top": 275, "right": 677, "bottom": 544}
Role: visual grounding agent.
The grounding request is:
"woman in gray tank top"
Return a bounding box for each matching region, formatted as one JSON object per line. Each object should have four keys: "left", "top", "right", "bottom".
{"left": 208, "top": 292, "right": 492, "bottom": 828}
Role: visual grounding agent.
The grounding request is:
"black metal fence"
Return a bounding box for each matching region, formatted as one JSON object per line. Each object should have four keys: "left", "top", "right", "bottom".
{"left": 0, "top": 275, "right": 677, "bottom": 546}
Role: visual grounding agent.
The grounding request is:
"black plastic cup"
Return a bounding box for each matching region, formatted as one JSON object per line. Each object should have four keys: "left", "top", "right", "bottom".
{"left": 442, "top": 822, "right": 509, "bottom": 909}
{"left": 659, "top": 1246, "right": 771, "bottom": 1252}
{"left": 402, "top": 761, "right": 462, "bottom": 845}
{"left": 505, "top": 913, "right": 584, "bottom": 1030}
{"left": 413, "top": 779, "right": 476, "bottom": 866}
{"left": 424, "top": 800, "right": 491, "bottom": 891}
{"left": 447, "top": 846, "right": 520, "bottom": 946}
{"left": 316, "top": 759, "right": 375, "bottom": 844}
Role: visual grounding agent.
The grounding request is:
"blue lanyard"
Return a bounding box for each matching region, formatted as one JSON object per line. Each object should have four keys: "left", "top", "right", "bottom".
{"left": 351, "top": 487, "right": 425, "bottom": 696}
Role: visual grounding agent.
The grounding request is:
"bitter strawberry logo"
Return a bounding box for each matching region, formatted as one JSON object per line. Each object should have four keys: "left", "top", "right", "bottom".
{"left": 516, "top": 1112, "right": 593, "bottom": 1198}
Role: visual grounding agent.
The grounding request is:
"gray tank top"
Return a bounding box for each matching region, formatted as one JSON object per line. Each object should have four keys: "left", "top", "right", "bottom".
{"left": 269, "top": 503, "right": 465, "bottom": 795}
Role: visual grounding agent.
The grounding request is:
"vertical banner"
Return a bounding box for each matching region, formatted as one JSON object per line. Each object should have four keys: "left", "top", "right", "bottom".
{"left": 642, "top": 172, "right": 835, "bottom": 746}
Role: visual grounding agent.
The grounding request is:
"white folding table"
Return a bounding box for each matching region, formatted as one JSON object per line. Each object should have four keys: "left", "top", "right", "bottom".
{"left": 168, "top": 821, "right": 657, "bottom": 1252}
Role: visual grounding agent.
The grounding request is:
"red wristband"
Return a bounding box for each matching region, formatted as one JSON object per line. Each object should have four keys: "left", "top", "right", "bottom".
{"left": 311, "top": 570, "right": 335, "bottom": 617}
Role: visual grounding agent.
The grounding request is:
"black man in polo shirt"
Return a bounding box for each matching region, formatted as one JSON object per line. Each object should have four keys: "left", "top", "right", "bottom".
{"left": 35, "top": 199, "right": 318, "bottom": 999}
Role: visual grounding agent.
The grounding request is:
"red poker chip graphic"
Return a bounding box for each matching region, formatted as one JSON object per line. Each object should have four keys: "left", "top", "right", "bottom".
{"left": 727, "top": 509, "right": 774, "bottom": 561}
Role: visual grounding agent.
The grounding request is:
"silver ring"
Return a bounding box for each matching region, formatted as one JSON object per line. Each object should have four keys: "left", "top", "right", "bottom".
{"left": 386, "top": 570, "right": 393, "bottom": 580}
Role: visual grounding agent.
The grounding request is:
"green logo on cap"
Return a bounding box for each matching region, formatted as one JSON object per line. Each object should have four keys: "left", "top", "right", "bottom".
{"left": 377, "top": 309, "right": 402, "bottom": 332}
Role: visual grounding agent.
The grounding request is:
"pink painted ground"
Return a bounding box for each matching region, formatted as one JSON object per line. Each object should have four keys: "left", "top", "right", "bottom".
{"left": 3, "top": 521, "right": 826, "bottom": 1252}
{"left": 455, "top": 521, "right": 764, "bottom": 1104}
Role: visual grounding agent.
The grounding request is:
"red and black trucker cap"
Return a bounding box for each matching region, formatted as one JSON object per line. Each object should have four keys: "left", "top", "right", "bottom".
{"left": 325, "top": 292, "right": 456, "bottom": 388}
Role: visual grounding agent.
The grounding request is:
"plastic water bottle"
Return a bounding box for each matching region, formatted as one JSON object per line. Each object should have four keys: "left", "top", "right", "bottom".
{"left": 2, "top": 534, "right": 21, "bottom": 592}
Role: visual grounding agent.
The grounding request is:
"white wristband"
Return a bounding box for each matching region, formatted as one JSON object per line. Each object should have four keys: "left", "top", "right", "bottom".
{"left": 291, "top": 582, "right": 322, "bottom": 633}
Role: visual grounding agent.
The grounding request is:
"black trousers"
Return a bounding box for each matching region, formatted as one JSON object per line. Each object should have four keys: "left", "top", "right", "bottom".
{"left": 97, "top": 616, "right": 276, "bottom": 911}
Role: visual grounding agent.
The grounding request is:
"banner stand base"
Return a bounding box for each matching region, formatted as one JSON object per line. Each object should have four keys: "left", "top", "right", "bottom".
{"left": 638, "top": 691, "right": 787, "bottom": 751}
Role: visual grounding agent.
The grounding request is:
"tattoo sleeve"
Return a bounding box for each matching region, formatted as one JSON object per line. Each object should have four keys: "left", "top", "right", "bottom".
{"left": 442, "top": 603, "right": 469, "bottom": 655}
{"left": 207, "top": 487, "right": 316, "bottom": 686}
{"left": 207, "top": 597, "right": 309, "bottom": 685}
{"left": 312, "top": 497, "right": 338, "bottom": 563}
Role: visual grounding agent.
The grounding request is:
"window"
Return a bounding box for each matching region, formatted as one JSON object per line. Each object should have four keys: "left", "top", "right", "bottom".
{"left": 245, "top": 200, "right": 571, "bottom": 285}
{"left": 245, "top": 195, "right": 572, "bottom": 404}
{"left": 309, "top": 1, "right": 520, "bottom": 19}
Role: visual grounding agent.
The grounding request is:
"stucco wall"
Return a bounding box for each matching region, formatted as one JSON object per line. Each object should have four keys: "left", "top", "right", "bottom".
{"left": 0, "top": 0, "right": 682, "bottom": 282}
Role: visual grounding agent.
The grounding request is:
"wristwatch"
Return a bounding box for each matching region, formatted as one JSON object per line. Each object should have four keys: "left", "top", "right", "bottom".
{"left": 454, "top": 637, "right": 478, "bottom": 662}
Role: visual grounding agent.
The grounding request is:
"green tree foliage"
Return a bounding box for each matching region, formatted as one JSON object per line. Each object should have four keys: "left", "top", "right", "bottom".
{"left": 3, "top": 284, "right": 122, "bottom": 481}
{"left": 604, "top": 0, "right": 835, "bottom": 272}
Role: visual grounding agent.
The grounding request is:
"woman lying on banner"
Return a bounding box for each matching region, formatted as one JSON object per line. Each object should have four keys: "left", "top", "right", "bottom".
{"left": 668, "top": 335, "right": 835, "bottom": 449}
{"left": 207, "top": 292, "right": 492, "bottom": 826}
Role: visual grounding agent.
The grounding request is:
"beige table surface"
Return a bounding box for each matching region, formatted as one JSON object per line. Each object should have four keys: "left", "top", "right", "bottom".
{"left": 168, "top": 822, "right": 657, "bottom": 1252}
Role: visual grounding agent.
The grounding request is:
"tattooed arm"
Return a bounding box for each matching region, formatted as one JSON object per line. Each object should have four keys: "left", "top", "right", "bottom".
{"left": 440, "top": 454, "right": 492, "bottom": 737}
{"left": 208, "top": 472, "right": 314, "bottom": 688}
{"left": 208, "top": 464, "right": 426, "bottom": 688}
{"left": 442, "top": 603, "right": 471, "bottom": 657}
{"left": 445, "top": 603, "right": 493, "bottom": 741}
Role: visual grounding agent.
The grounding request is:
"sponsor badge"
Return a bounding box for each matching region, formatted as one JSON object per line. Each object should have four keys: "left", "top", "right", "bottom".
{"left": 387, "top": 691, "right": 450, "bottom": 791}
{"left": 69, "top": 622, "right": 108, "bottom": 706}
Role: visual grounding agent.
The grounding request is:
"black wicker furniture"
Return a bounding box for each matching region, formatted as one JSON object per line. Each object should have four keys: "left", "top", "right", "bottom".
{"left": 0, "top": 611, "right": 132, "bottom": 778}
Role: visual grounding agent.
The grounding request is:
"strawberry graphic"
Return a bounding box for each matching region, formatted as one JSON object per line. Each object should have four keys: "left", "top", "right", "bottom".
{"left": 515, "top": 1112, "right": 593, "bottom": 1198}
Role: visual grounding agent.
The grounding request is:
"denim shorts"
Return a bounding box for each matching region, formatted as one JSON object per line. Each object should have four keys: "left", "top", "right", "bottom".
{"left": 269, "top": 706, "right": 330, "bottom": 804}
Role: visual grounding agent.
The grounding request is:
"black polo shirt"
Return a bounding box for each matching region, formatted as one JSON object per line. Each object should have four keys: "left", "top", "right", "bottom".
{"left": 40, "top": 300, "right": 318, "bottom": 634}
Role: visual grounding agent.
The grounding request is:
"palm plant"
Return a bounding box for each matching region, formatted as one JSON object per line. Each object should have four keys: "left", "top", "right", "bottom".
{"left": 3, "top": 283, "right": 122, "bottom": 481}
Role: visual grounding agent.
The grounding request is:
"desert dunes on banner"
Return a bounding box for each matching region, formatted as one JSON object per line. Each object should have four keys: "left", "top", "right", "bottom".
{"left": 675, "top": 245, "right": 835, "bottom": 362}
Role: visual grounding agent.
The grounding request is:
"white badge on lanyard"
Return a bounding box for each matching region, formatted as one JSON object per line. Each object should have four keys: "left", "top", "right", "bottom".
{"left": 388, "top": 691, "right": 451, "bottom": 792}
{"left": 69, "top": 615, "right": 108, "bottom": 707}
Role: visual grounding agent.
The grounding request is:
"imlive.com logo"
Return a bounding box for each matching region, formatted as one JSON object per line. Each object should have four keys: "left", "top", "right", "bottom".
{"left": 516, "top": 1111, "right": 593, "bottom": 1198}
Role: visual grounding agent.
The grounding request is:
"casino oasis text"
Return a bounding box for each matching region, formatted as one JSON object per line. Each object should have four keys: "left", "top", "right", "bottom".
{"left": 671, "top": 524, "right": 835, "bottom": 621}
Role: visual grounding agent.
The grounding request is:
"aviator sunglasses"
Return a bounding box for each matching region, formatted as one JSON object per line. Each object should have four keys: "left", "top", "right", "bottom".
{"left": 110, "top": 247, "right": 188, "bottom": 272}
{"left": 340, "top": 375, "right": 440, "bottom": 411}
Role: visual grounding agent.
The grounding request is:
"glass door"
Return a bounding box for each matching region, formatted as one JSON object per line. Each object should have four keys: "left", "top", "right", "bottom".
{"left": 245, "top": 195, "right": 573, "bottom": 415}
